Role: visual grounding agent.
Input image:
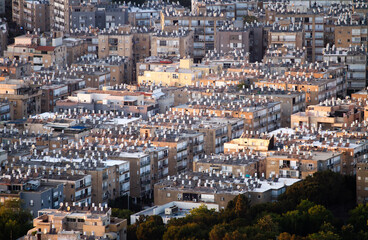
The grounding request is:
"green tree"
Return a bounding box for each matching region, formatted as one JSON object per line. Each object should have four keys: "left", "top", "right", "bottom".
{"left": 234, "top": 195, "right": 250, "bottom": 218}
{"left": 0, "top": 199, "right": 33, "bottom": 240}
{"left": 223, "top": 230, "right": 246, "bottom": 240}
{"left": 209, "top": 223, "right": 229, "bottom": 240}
{"left": 278, "top": 232, "right": 306, "bottom": 240}
{"left": 348, "top": 203, "right": 368, "bottom": 232}
{"left": 111, "top": 208, "right": 133, "bottom": 224}
{"left": 136, "top": 215, "right": 165, "bottom": 240}
{"left": 307, "top": 231, "right": 341, "bottom": 240}
{"left": 163, "top": 222, "right": 207, "bottom": 240}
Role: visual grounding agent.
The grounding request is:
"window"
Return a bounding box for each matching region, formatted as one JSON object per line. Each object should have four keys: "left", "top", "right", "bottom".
{"left": 159, "top": 40, "right": 167, "bottom": 46}
{"left": 29, "top": 200, "right": 34, "bottom": 206}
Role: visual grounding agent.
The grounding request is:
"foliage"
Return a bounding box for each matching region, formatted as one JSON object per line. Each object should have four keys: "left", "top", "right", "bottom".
{"left": 0, "top": 199, "right": 33, "bottom": 240}
{"left": 111, "top": 208, "right": 134, "bottom": 224}
{"left": 136, "top": 216, "right": 165, "bottom": 240}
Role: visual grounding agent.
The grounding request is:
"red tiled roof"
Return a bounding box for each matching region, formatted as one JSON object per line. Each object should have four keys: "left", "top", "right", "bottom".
{"left": 35, "top": 46, "right": 56, "bottom": 52}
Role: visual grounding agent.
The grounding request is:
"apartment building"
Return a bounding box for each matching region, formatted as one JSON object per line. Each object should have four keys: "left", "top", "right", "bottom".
{"left": 335, "top": 15, "right": 368, "bottom": 49}
{"left": 43, "top": 174, "right": 92, "bottom": 205}
{"left": 271, "top": 127, "right": 368, "bottom": 176}
{"left": 138, "top": 58, "right": 220, "bottom": 87}
{"left": 242, "top": 87, "right": 306, "bottom": 127}
{"left": 0, "top": 58, "right": 31, "bottom": 78}
{"left": 23, "top": 156, "right": 130, "bottom": 205}
{"left": 12, "top": 0, "right": 50, "bottom": 33}
{"left": 254, "top": 71, "right": 345, "bottom": 106}
{"left": 266, "top": 4, "right": 326, "bottom": 62}
{"left": 323, "top": 45, "right": 367, "bottom": 94}
{"left": 263, "top": 45, "right": 306, "bottom": 66}
{"left": 151, "top": 29, "right": 194, "bottom": 58}
{"left": 172, "top": 94, "right": 281, "bottom": 133}
{"left": 160, "top": 9, "right": 227, "bottom": 61}
{"left": 268, "top": 23, "right": 304, "bottom": 50}
{"left": 357, "top": 162, "right": 368, "bottom": 204}
{"left": 55, "top": 88, "right": 159, "bottom": 120}
{"left": 63, "top": 37, "right": 88, "bottom": 65}
{"left": 215, "top": 25, "right": 250, "bottom": 55}
{"left": 193, "top": 153, "right": 261, "bottom": 177}
{"left": 191, "top": 0, "right": 258, "bottom": 20}
{"left": 0, "top": 79, "right": 41, "bottom": 119}
{"left": 154, "top": 172, "right": 300, "bottom": 208}
{"left": 265, "top": 149, "right": 342, "bottom": 179}
{"left": 98, "top": 30, "right": 133, "bottom": 59}
{"left": 224, "top": 133, "right": 275, "bottom": 154}
{"left": 291, "top": 99, "right": 363, "bottom": 130}
{"left": 40, "top": 84, "right": 68, "bottom": 112}
{"left": 25, "top": 205, "right": 127, "bottom": 239}
{"left": 70, "top": 4, "right": 128, "bottom": 30}
{"left": 4, "top": 33, "right": 67, "bottom": 71}
{"left": 72, "top": 54, "right": 133, "bottom": 84}
{"left": 0, "top": 176, "right": 64, "bottom": 217}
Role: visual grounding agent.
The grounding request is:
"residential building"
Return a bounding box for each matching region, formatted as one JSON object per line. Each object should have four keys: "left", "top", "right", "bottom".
{"left": 357, "top": 162, "right": 368, "bottom": 204}
{"left": 323, "top": 45, "right": 367, "bottom": 94}
{"left": 4, "top": 33, "right": 67, "bottom": 71}
{"left": 0, "top": 79, "right": 42, "bottom": 119}
{"left": 55, "top": 88, "right": 159, "bottom": 120}
{"left": 160, "top": 9, "right": 227, "bottom": 61}
{"left": 193, "top": 153, "right": 261, "bottom": 177}
{"left": 154, "top": 172, "right": 300, "bottom": 209}
{"left": 12, "top": 0, "right": 50, "bottom": 33}
{"left": 151, "top": 29, "right": 194, "bottom": 58}
{"left": 291, "top": 99, "right": 363, "bottom": 130}
{"left": 0, "top": 177, "right": 64, "bottom": 217}
{"left": 172, "top": 94, "right": 282, "bottom": 133}
{"left": 24, "top": 205, "right": 127, "bottom": 239}
{"left": 265, "top": 149, "right": 343, "bottom": 179}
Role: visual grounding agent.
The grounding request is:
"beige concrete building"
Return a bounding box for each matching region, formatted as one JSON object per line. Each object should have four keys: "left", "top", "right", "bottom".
{"left": 4, "top": 34, "right": 67, "bottom": 71}
{"left": 172, "top": 95, "right": 282, "bottom": 133}
{"left": 265, "top": 149, "right": 342, "bottom": 179}
{"left": 160, "top": 10, "right": 227, "bottom": 61}
{"left": 268, "top": 23, "right": 304, "bottom": 50}
{"left": 98, "top": 32, "right": 133, "bottom": 59}
{"left": 0, "top": 79, "right": 41, "bottom": 119}
{"left": 265, "top": 6, "right": 326, "bottom": 62}
{"left": 224, "top": 134, "right": 275, "bottom": 154}
{"left": 72, "top": 54, "right": 133, "bottom": 84}
{"left": 64, "top": 37, "right": 88, "bottom": 65}
{"left": 151, "top": 29, "right": 194, "bottom": 58}
{"left": 138, "top": 58, "right": 221, "bottom": 87}
{"left": 25, "top": 206, "right": 127, "bottom": 240}
{"left": 335, "top": 17, "right": 368, "bottom": 49}
{"left": 154, "top": 172, "right": 300, "bottom": 209}
{"left": 291, "top": 99, "right": 363, "bottom": 130}
{"left": 193, "top": 153, "right": 261, "bottom": 178}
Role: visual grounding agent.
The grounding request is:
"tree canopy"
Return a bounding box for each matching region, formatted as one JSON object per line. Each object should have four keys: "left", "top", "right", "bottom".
{"left": 0, "top": 199, "right": 33, "bottom": 240}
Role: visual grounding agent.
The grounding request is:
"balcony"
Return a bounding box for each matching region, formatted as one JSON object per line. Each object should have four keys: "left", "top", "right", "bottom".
{"left": 75, "top": 193, "right": 91, "bottom": 201}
